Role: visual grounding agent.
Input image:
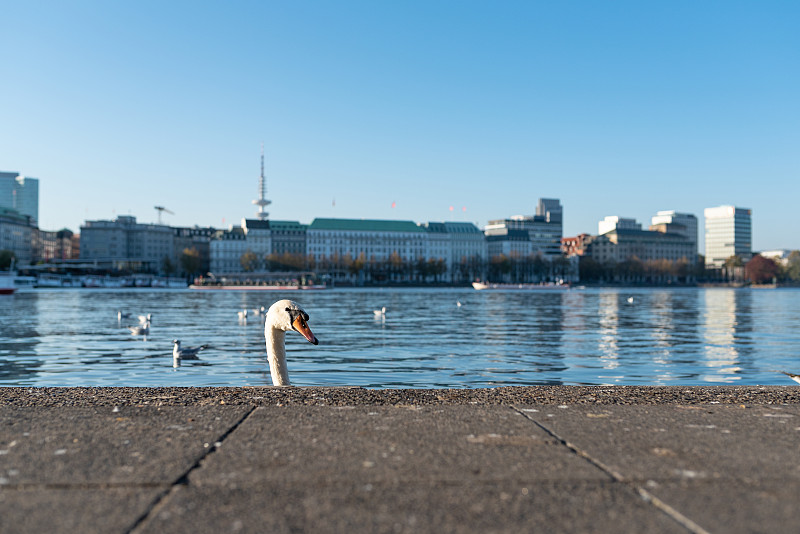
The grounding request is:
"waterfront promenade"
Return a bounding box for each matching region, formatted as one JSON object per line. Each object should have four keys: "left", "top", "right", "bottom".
{"left": 1, "top": 386, "right": 799, "bottom": 533}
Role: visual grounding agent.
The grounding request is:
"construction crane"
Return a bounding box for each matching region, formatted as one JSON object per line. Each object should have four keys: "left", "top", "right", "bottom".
{"left": 154, "top": 206, "right": 174, "bottom": 224}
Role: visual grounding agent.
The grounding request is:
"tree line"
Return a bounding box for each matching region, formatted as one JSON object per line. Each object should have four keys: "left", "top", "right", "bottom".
{"left": 578, "top": 251, "right": 800, "bottom": 285}
{"left": 233, "top": 250, "right": 577, "bottom": 285}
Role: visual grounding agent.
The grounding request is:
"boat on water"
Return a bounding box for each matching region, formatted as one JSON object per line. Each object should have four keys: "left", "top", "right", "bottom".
{"left": 0, "top": 270, "right": 16, "bottom": 294}
{"left": 35, "top": 273, "right": 83, "bottom": 288}
{"left": 472, "top": 281, "right": 571, "bottom": 290}
{"left": 189, "top": 272, "right": 327, "bottom": 291}
{"left": 190, "top": 282, "right": 327, "bottom": 291}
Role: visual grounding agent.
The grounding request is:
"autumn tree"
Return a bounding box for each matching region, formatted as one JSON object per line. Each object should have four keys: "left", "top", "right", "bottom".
{"left": 240, "top": 250, "right": 260, "bottom": 272}
{"left": 180, "top": 247, "right": 203, "bottom": 276}
{"left": 745, "top": 254, "right": 779, "bottom": 284}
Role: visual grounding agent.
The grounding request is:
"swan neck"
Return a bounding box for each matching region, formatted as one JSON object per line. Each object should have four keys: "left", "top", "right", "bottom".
{"left": 266, "top": 327, "right": 291, "bottom": 386}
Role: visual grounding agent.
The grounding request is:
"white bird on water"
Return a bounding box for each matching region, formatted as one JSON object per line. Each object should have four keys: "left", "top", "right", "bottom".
{"left": 627, "top": 297, "right": 634, "bottom": 304}
{"left": 172, "top": 339, "right": 209, "bottom": 367}
{"left": 129, "top": 321, "right": 150, "bottom": 336}
{"left": 374, "top": 307, "right": 386, "bottom": 318}
{"left": 264, "top": 299, "right": 319, "bottom": 386}
{"left": 237, "top": 309, "right": 248, "bottom": 321}
{"left": 138, "top": 313, "right": 152, "bottom": 324}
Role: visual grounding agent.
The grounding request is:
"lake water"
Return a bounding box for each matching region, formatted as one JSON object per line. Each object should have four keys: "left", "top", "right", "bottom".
{"left": 1, "top": 287, "right": 799, "bottom": 388}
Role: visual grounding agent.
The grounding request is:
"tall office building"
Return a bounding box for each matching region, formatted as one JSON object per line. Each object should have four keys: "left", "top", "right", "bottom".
{"left": 0, "top": 172, "right": 39, "bottom": 224}
{"left": 650, "top": 210, "right": 698, "bottom": 260}
{"left": 704, "top": 205, "right": 752, "bottom": 268}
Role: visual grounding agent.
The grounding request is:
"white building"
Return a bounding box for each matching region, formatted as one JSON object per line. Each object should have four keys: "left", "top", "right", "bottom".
{"left": 209, "top": 227, "right": 248, "bottom": 273}
{"left": 758, "top": 249, "right": 789, "bottom": 265}
{"left": 307, "top": 218, "right": 426, "bottom": 263}
{"left": 650, "top": 210, "right": 698, "bottom": 259}
{"left": 704, "top": 205, "right": 752, "bottom": 268}
{"left": 598, "top": 216, "right": 641, "bottom": 235}
{"left": 422, "top": 221, "right": 488, "bottom": 281}
{"left": 587, "top": 228, "right": 696, "bottom": 264}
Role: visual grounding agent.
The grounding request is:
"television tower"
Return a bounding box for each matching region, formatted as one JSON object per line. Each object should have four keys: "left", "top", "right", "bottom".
{"left": 252, "top": 142, "right": 271, "bottom": 220}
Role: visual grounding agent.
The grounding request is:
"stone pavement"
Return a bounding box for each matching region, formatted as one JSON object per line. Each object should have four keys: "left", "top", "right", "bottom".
{"left": 1, "top": 386, "right": 799, "bottom": 533}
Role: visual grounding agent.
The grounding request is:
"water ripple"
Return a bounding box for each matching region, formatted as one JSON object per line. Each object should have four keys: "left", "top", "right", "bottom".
{"left": 1, "top": 286, "right": 800, "bottom": 387}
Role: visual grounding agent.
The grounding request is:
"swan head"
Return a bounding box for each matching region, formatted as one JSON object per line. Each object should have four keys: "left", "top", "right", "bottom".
{"left": 266, "top": 299, "right": 319, "bottom": 345}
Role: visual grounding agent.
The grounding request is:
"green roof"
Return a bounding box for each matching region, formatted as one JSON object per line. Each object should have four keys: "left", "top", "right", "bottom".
{"left": 308, "top": 218, "right": 425, "bottom": 233}
{"left": 269, "top": 220, "right": 306, "bottom": 230}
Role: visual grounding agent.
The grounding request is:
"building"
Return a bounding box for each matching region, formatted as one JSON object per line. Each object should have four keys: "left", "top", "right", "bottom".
{"left": 486, "top": 229, "right": 533, "bottom": 258}
{"left": 421, "top": 221, "right": 487, "bottom": 282}
{"left": 209, "top": 226, "right": 247, "bottom": 273}
{"left": 484, "top": 198, "right": 564, "bottom": 257}
{"left": 36, "top": 229, "right": 75, "bottom": 263}
{"left": 208, "top": 219, "right": 307, "bottom": 273}
{"left": 650, "top": 211, "right": 698, "bottom": 260}
{"left": 704, "top": 206, "right": 752, "bottom": 268}
{"left": 598, "top": 216, "right": 641, "bottom": 235}
{"left": 305, "top": 218, "right": 429, "bottom": 282}
{"left": 585, "top": 228, "right": 695, "bottom": 265}
{"left": 759, "top": 249, "right": 790, "bottom": 265}
{"left": 269, "top": 220, "right": 307, "bottom": 257}
{"left": 307, "top": 218, "right": 426, "bottom": 263}
{"left": 80, "top": 215, "right": 177, "bottom": 273}
{"left": 0, "top": 172, "right": 39, "bottom": 225}
{"left": 173, "top": 226, "right": 215, "bottom": 275}
{"left": 561, "top": 233, "right": 592, "bottom": 256}
{"left": 0, "top": 207, "right": 35, "bottom": 265}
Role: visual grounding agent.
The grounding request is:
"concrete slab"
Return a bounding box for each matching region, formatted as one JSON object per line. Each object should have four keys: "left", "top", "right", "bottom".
{"left": 521, "top": 404, "right": 800, "bottom": 482}
{"left": 519, "top": 404, "right": 800, "bottom": 533}
{"left": 1, "top": 387, "right": 799, "bottom": 533}
{"left": 138, "top": 407, "right": 679, "bottom": 533}
{"left": 0, "top": 406, "right": 251, "bottom": 484}
{"left": 0, "top": 487, "right": 156, "bottom": 534}
{"left": 649, "top": 479, "right": 800, "bottom": 534}
{"left": 186, "top": 406, "right": 609, "bottom": 486}
{"left": 140, "top": 481, "right": 682, "bottom": 534}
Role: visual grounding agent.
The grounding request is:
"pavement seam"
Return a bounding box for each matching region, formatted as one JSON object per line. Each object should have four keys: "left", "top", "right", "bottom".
{"left": 511, "top": 406, "right": 712, "bottom": 534}
{"left": 124, "top": 405, "right": 257, "bottom": 534}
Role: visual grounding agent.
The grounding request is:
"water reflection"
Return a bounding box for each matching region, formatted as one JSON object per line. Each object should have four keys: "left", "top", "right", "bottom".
{"left": 701, "top": 289, "right": 755, "bottom": 383}
{"left": 0, "top": 287, "right": 799, "bottom": 387}
{"left": 0, "top": 291, "right": 42, "bottom": 382}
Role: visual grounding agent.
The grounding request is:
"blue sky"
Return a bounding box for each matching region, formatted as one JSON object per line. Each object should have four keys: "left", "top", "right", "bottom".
{"left": 2, "top": 1, "right": 798, "bottom": 252}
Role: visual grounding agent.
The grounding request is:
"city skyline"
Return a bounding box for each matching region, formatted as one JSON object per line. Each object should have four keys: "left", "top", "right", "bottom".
{"left": 2, "top": 2, "right": 798, "bottom": 252}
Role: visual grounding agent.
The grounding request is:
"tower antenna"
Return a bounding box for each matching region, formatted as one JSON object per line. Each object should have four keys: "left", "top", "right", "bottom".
{"left": 252, "top": 142, "right": 271, "bottom": 220}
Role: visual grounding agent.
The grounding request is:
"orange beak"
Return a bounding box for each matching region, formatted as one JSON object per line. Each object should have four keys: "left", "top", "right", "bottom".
{"left": 293, "top": 316, "right": 319, "bottom": 345}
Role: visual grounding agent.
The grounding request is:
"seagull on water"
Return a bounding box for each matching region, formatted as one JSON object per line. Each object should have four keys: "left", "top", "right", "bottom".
{"left": 237, "top": 309, "right": 248, "bottom": 321}
{"left": 373, "top": 307, "right": 386, "bottom": 318}
{"left": 138, "top": 313, "right": 152, "bottom": 324}
{"left": 172, "top": 339, "right": 209, "bottom": 366}
{"left": 627, "top": 297, "right": 634, "bottom": 304}
{"left": 129, "top": 321, "right": 150, "bottom": 336}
